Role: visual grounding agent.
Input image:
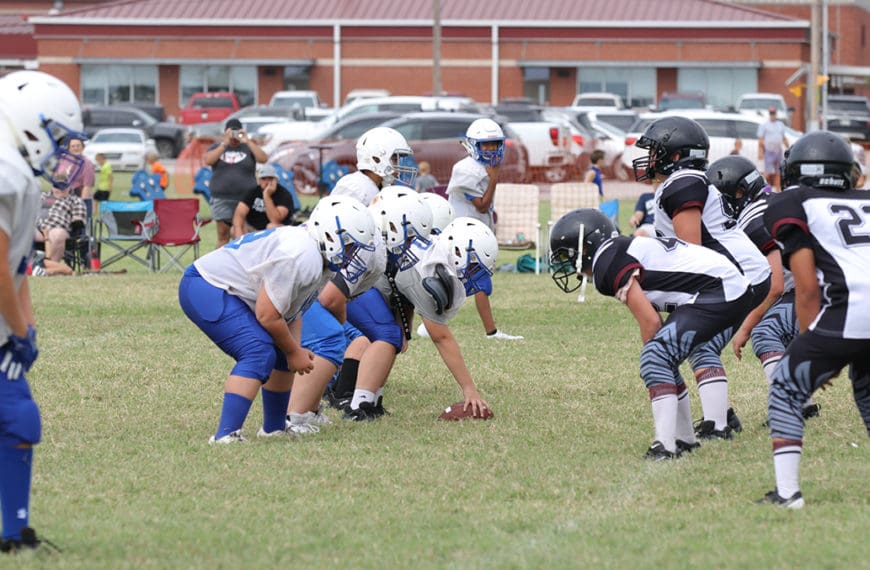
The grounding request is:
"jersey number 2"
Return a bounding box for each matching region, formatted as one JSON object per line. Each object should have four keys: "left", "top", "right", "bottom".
{"left": 831, "top": 204, "right": 870, "bottom": 246}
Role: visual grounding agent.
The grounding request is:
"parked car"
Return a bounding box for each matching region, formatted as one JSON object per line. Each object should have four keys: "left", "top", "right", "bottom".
{"left": 343, "top": 89, "right": 391, "bottom": 107}
{"left": 495, "top": 104, "right": 573, "bottom": 182}
{"left": 824, "top": 94, "right": 870, "bottom": 142}
{"left": 654, "top": 91, "right": 707, "bottom": 112}
{"left": 326, "top": 95, "right": 483, "bottom": 127}
{"left": 574, "top": 109, "right": 638, "bottom": 133}
{"left": 82, "top": 128, "right": 157, "bottom": 171}
{"left": 179, "top": 92, "right": 242, "bottom": 125}
{"left": 269, "top": 90, "right": 325, "bottom": 110}
{"left": 272, "top": 112, "right": 527, "bottom": 194}
{"left": 570, "top": 92, "right": 626, "bottom": 110}
{"left": 736, "top": 92, "right": 791, "bottom": 126}
{"left": 116, "top": 102, "right": 166, "bottom": 122}
{"left": 620, "top": 110, "right": 801, "bottom": 178}
{"left": 82, "top": 105, "right": 189, "bottom": 158}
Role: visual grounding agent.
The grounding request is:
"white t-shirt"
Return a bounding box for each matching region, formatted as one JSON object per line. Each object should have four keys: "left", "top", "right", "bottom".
{"left": 330, "top": 171, "right": 380, "bottom": 206}
{"left": 446, "top": 157, "right": 494, "bottom": 229}
{"left": 0, "top": 145, "right": 42, "bottom": 344}
{"left": 757, "top": 120, "right": 786, "bottom": 153}
{"left": 194, "top": 225, "right": 330, "bottom": 322}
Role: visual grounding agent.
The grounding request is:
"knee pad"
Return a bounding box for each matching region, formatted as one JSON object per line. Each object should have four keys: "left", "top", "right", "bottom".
{"left": 0, "top": 398, "right": 41, "bottom": 446}
{"left": 231, "top": 340, "right": 278, "bottom": 381}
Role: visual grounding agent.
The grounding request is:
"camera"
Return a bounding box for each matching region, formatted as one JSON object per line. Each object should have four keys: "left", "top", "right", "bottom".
{"left": 230, "top": 129, "right": 242, "bottom": 139}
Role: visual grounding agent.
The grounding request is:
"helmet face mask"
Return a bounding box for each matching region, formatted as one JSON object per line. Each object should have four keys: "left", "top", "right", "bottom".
{"left": 462, "top": 118, "right": 506, "bottom": 167}
{"left": 356, "top": 127, "right": 418, "bottom": 188}
{"left": 0, "top": 71, "right": 87, "bottom": 188}
{"left": 440, "top": 217, "right": 498, "bottom": 293}
{"left": 307, "top": 195, "right": 377, "bottom": 282}
{"left": 780, "top": 130, "right": 854, "bottom": 190}
{"left": 549, "top": 208, "right": 618, "bottom": 293}
{"left": 369, "top": 189, "right": 433, "bottom": 271}
{"left": 632, "top": 116, "right": 709, "bottom": 182}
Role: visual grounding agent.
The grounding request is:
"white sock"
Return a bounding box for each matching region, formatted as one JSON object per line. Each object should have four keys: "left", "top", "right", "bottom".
{"left": 350, "top": 389, "right": 376, "bottom": 410}
{"left": 374, "top": 387, "right": 384, "bottom": 402}
{"left": 650, "top": 393, "right": 678, "bottom": 453}
{"left": 696, "top": 368, "right": 728, "bottom": 429}
{"left": 761, "top": 354, "right": 782, "bottom": 386}
{"left": 773, "top": 444, "right": 802, "bottom": 498}
{"left": 675, "top": 388, "right": 696, "bottom": 444}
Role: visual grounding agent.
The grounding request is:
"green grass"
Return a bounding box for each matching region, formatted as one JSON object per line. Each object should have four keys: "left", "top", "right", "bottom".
{"left": 21, "top": 191, "right": 869, "bottom": 568}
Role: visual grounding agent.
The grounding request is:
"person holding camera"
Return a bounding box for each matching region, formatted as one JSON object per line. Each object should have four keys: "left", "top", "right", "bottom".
{"left": 203, "top": 118, "right": 268, "bottom": 248}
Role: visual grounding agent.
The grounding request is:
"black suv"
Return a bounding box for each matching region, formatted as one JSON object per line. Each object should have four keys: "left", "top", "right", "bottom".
{"left": 81, "top": 105, "right": 189, "bottom": 158}
{"left": 825, "top": 95, "right": 870, "bottom": 142}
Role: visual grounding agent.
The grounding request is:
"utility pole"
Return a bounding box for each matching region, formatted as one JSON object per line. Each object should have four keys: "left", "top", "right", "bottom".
{"left": 821, "top": 0, "right": 829, "bottom": 130}
{"left": 809, "top": 0, "right": 821, "bottom": 131}
{"left": 432, "top": 0, "right": 442, "bottom": 96}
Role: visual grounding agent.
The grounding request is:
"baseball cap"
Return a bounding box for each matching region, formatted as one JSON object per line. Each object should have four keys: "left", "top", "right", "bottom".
{"left": 225, "top": 118, "right": 243, "bottom": 130}
{"left": 768, "top": 106, "right": 777, "bottom": 113}
{"left": 257, "top": 163, "right": 278, "bottom": 178}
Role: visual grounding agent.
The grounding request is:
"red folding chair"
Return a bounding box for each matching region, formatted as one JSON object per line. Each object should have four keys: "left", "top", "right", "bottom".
{"left": 139, "top": 198, "right": 212, "bottom": 272}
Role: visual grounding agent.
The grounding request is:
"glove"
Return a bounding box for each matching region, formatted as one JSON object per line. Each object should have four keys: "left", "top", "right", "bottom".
{"left": 8, "top": 325, "right": 38, "bottom": 373}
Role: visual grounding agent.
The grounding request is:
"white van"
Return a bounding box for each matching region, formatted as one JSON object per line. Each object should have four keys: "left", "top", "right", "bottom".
{"left": 736, "top": 93, "right": 790, "bottom": 126}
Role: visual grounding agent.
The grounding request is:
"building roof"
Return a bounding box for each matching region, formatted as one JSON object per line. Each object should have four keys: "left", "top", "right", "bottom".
{"left": 31, "top": 0, "right": 806, "bottom": 27}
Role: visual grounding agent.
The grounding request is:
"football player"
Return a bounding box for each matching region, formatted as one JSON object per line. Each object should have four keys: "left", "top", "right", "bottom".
{"left": 0, "top": 70, "right": 85, "bottom": 552}
{"left": 329, "top": 127, "right": 417, "bottom": 205}
{"left": 178, "top": 195, "right": 377, "bottom": 443}
{"left": 550, "top": 208, "right": 754, "bottom": 459}
{"left": 634, "top": 116, "right": 771, "bottom": 439}
{"left": 708, "top": 156, "right": 819, "bottom": 420}
{"left": 758, "top": 131, "right": 870, "bottom": 508}
{"left": 445, "top": 118, "right": 523, "bottom": 341}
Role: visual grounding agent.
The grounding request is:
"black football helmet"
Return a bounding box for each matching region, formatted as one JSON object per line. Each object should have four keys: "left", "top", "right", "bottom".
{"left": 633, "top": 116, "right": 709, "bottom": 182}
{"left": 549, "top": 208, "right": 617, "bottom": 293}
{"left": 707, "top": 155, "right": 767, "bottom": 218}
{"left": 780, "top": 130, "right": 854, "bottom": 190}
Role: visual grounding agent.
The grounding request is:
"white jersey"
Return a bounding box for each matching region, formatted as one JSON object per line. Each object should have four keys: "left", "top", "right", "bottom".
{"left": 194, "top": 226, "right": 329, "bottom": 322}
{"left": 654, "top": 168, "right": 770, "bottom": 287}
{"left": 0, "top": 145, "right": 42, "bottom": 344}
{"left": 344, "top": 232, "right": 387, "bottom": 299}
{"left": 446, "top": 157, "right": 494, "bottom": 229}
{"left": 330, "top": 171, "right": 379, "bottom": 206}
{"left": 375, "top": 238, "right": 466, "bottom": 325}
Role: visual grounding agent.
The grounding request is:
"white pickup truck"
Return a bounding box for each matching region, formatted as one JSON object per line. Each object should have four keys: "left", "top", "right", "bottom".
{"left": 494, "top": 105, "right": 574, "bottom": 183}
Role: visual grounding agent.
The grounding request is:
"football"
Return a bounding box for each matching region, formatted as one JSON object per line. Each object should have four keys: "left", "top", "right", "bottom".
{"left": 438, "top": 401, "right": 494, "bottom": 421}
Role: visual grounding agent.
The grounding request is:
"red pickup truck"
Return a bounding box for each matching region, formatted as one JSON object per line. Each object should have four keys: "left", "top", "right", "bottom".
{"left": 179, "top": 92, "right": 242, "bottom": 125}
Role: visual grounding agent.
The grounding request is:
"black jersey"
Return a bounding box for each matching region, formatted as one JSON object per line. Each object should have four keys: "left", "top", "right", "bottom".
{"left": 738, "top": 194, "right": 795, "bottom": 293}
{"left": 654, "top": 168, "right": 770, "bottom": 286}
{"left": 592, "top": 236, "right": 750, "bottom": 313}
{"left": 764, "top": 186, "right": 870, "bottom": 339}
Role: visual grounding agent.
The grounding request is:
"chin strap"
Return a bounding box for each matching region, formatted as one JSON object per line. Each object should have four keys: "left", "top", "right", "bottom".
{"left": 386, "top": 261, "right": 412, "bottom": 341}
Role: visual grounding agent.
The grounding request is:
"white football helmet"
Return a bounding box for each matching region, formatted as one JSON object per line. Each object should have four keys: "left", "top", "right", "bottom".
{"left": 368, "top": 186, "right": 433, "bottom": 270}
{"left": 440, "top": 217, "right": 498, "bottom": 293}
{"left": 0, "top": 70, "right": 87, "bottom": 188}
{"left": 419, "top": 193, "right": 455, "bottom": 234}
{"left": 307, "top": 195, "right": 377, "bottom": 283}
{"left": 356, "top": 127, "right": 417, "bottom": 188}
{"left": 461, "top": 118, "right": 505, "bottom": 167}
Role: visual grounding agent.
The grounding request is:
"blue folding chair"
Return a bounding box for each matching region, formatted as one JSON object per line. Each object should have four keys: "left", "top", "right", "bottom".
{"left": 193, "top": 166, "right": 212, "bottom": 203}
{"left": 321, "top": 161, "right": 349, "bottom": 194}
{"left": 130, "top": 170, "right": 166, "bottom": 201}
{"left": 270, "top": 163, "right": 301, "bottom": 211}
{"left": 600, "top": 199, "right": 620, "bottom": 231}
{"left": 97, "top": 200, "right": 154, "bottom": 269}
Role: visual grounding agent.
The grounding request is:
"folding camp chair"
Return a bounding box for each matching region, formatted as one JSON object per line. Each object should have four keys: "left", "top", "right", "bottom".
{"left": 492, "top": 183, "right": 541, "bottom": 273}
{"left": 600, "top": 199, "right": 620, "bottom": 230}
{"left": 139, "top": 198, "right": 211, "bottom": 273}
{"left": 129, "top": 170, "right": 166, "bottom": 201}
{"left": 270, "top": 163, "right": 302, "bottom": 211}
{"left": 544, "top": 182, "right": 600, "bottom": 274}
{"left": 321, "top": 160, "right": 349, "bottom": 194}
{"left": 63, "top": 198, "right": 95, "bottom": 273}
{"left": 193, "top": 166, "right": 212, "bottom": 203}
{"left": 97, "top": 200, "right": 154, "bottom": 269}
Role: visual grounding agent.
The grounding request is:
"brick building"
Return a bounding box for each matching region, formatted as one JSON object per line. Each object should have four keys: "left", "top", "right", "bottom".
{"left": 2, "top": 0, "right": 869, "bottom": 131}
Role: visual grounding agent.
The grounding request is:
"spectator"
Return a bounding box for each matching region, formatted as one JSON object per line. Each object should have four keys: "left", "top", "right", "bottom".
{"left": 756, "top": 106, "right": 789, "bottom": 191}
{"left": 55, "top": 135, "right": 95, "bottom": 199}
{"left": 34, "top": 173, "right": 87, "bottom": 263}
{"left": 202, "top": 118, "right": 268, "bottom": 248}
{"left": 415, "top": 160, "right": 438, "bottom": 193}
{"left": 93, "top": 152, "right": 112, "bottom": 201}
{"left": 231, "top": 163, "right": 295, "bottom": 237}
{"left": 730, "top": 138, "right": 743, "bottom": 156}
{"left": 628, "top": 190, "right": 655, "bottom": 237}
{"left": 584, "top": 149, "right": 605, "bottom": 196}
{"left": 146, "top": 151, "right": 168, "bottom": 190}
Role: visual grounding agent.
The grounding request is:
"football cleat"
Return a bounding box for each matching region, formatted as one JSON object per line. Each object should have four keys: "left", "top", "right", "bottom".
{"left": 643, "top": 441, "right": 681, "bottom": 461}
{"left": 286, "top": 412, "right": 321, "bottom": 435}
{"left": 208, "top": 429, "right": 247, "bottom": 444}
{"left": 486, "top": 329, "right": 524, "bottom": 340}
{"left": 727, "top": 407, "right": 743, "bottom": 432}
{"left": 256, "top": 426, "right": 292, "bottom": 439}
{"left": 757, "top": 490, "right": 804, "bottom": 509}
{"left": 694, "top": 420, "right": 734, "bottom": 440}
{"left": 342, "top": 401, "right": 380, "bottom": 422}
{"left": 0, "top": 527, "right": 62, "bottom": 554}
{"left": 802, "top": 403, "right": 821, "bottom": 419}
{"left": 675, "top": 439, "right": 701, "bottom": 453}
{"left": 324, "top": 387, "right": 352, "bottom": 411}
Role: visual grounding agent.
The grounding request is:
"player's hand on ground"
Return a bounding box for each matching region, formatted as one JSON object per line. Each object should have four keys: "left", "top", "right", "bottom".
{"left": 287, "top": 348, "right": 314, "bottom": 375}
{"left": 462, "top": 391, "right": 491, "bottom": 418}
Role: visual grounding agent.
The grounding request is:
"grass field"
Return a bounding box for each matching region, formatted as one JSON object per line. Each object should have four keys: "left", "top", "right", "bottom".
{"left": 15, "top": 180, "right": 870, "bottom": 568}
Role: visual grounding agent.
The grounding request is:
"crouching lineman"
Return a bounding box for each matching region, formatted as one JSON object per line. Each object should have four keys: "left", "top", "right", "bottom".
{"left": 549, "top": 208, "right": 754, "bottom": 459}
{"left": 758, "top": 131, "right": 870, "bottom": 508}
{"left": 0, "top": 71, "right": 86, "bottom": 552}
{"left": 178, "top": 195, "right": 376, "bottom": 443}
